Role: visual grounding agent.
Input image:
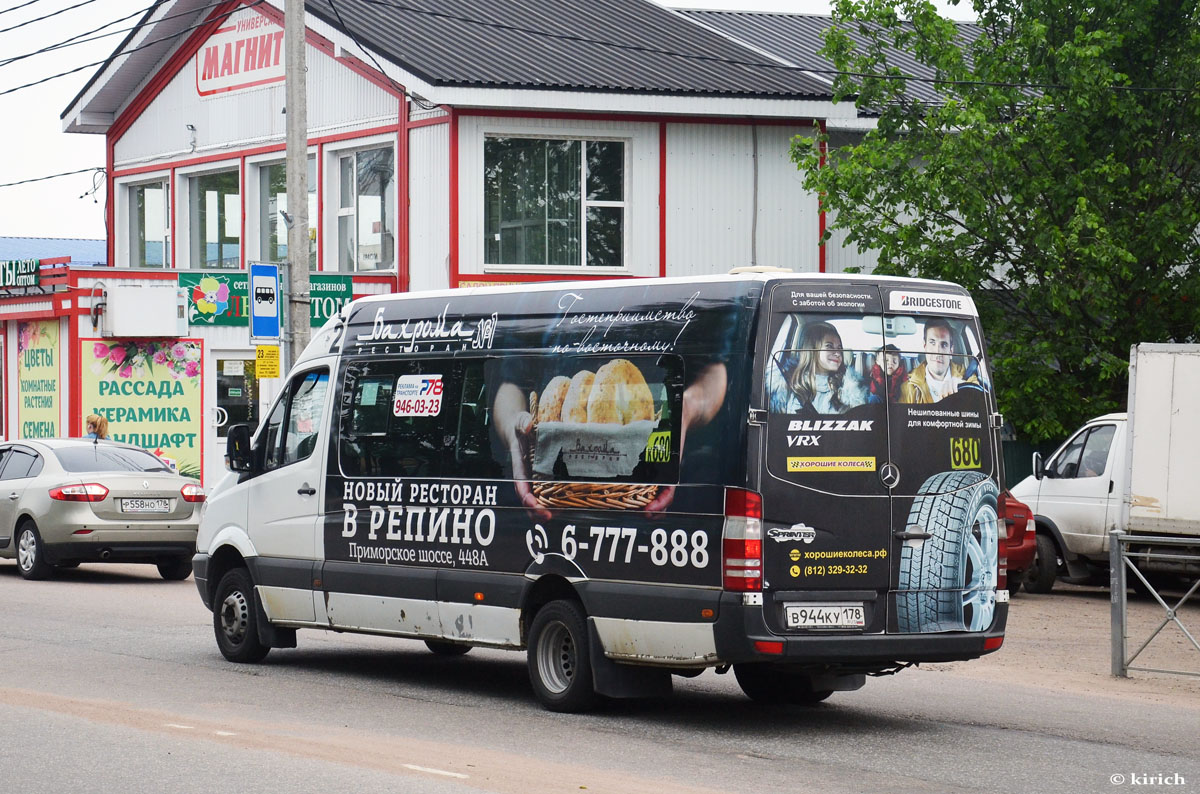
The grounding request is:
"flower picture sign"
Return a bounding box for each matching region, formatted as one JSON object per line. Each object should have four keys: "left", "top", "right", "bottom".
{"left": 17, "top": 320, "right": 59, "bottom": 438}
{"left": 80, "top": 339, "right": 204, "bottom": 480}
{"left": 180, "top": 271, "right": 246, "bottom": 326}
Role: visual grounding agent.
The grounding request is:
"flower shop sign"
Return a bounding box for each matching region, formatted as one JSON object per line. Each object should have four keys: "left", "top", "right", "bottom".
{"left": 179, "top": 271, "right": 351, "bottom": 327}
{"left": 0, "top": 259, "right": 38, "bottom": 289}
{"left": 81, "top": 339, "right": 204, "bottom": 480}
{"left": 17, "top": 320, "right": 59, "bottom": 438}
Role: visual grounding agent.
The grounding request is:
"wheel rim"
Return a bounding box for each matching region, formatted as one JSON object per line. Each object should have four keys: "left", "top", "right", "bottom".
{"left": 219, "top": 588, "right": 251, "bottom": 646}
{"left": 16, "top": 529, "right": 36, "bottom": 572}
{"left": 536, "top": 620, "right": 576, "bottom": 695}
{"left": 962, "top": 501, "right": 999, "bottom": 631}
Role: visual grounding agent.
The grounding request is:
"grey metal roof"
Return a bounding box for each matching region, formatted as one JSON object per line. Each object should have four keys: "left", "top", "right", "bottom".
{"left": 0, "top": 237, "right": 107, "bottom": 266}
{"left": 304, "top": 0, "right": 833, "bottom": 98}
{"left": 679, "top": 10, "right": 981, "bottom": 107}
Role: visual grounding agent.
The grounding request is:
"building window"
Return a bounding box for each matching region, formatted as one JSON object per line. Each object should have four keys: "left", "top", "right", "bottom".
{"left": 484, "top": 136, "right": 626, "bottom": 269}
{"left": 260, "top": 157, "right": 316, "bottom": 269}
{"left": 336, "top": 146, "right": 394, "bottom": 272}
{"left": 189, "top": 169, "right": 240, "bottom": 269}
{"left": 128, "top": 181, "right": 169, "bottom": 268}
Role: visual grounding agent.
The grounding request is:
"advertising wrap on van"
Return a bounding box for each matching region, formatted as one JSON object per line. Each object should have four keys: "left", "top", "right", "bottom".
{"left": 327, "top": 281, "right": 757, "bottom": 590}
{"left": 762, "top": 282, "right": 1000, "bottom": 634}
{"left": 321, "top": 277, "right": 999, "bottom": 634}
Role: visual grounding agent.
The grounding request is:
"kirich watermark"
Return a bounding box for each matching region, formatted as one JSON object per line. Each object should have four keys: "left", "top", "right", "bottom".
{"left": 1110, "top": 773, "right": 1187, "bottom": 786}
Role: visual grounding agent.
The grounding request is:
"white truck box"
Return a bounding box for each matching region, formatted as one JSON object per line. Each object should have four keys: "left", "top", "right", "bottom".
{"left": 1123, "top": 344, "right": 1200, "bottom": 537}
{"left": 1011, "top": 344, "right": 1200, "bottom": 590}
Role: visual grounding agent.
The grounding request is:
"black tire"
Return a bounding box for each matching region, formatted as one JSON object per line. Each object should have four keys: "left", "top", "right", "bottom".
{"left": 527, "top": 599, "right": 596, "bottom": 713}
{"left": 734, "top": 664, "right": 834, "bottom": 705}
{"left": 213, "top": 568, "right": 270, "bottom": 663}
{"left": 157, "top": 556, "right": 193, "bottom": 581}
{"left": 1127, "top": 565, "right": 1175, "bottom": 599}
{"left": 897, "top": 472, "right": 1000, "bottom": 633}
{"left": 1023, "top": 532, "right": 1058, "bottom": 594}
{"left": 425, "top": 640, "right": 471, "bottom": 657}
{"left": 15, "top": 521, "right": 53, "bottom": 581}
{"left": 1005, "top": 570, "right": 1024, "bottom": 595}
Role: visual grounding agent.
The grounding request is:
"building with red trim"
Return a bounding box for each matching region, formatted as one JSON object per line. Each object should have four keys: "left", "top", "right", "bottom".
{"left": 4, "top": 0, "right": 894, "bottom": 485}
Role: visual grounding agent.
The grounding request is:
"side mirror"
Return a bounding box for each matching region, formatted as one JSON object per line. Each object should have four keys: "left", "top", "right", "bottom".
{"left": 226, "top": 424, "right": 255, "bottom": 473}
{"left": 1032, "top": 452, "right": 1045, "bottom": 480}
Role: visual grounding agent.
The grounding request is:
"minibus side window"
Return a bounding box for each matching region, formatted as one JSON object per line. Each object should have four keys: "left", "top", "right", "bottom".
{"left": 263, "top": 369, "right": 329, "bottom": 472}
{"left": 338, "top": 359, "right": 500, "bottom": 479}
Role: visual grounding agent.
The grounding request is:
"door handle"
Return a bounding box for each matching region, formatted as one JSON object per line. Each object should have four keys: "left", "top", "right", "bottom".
{"left": 297, "top": 486, "right": 316, "bottom": 496}
{"left": 7, "top": 493, "right": 17, "bottom": 501}
{"left": 893, "top": 530, "right": 932, "bottom": 541}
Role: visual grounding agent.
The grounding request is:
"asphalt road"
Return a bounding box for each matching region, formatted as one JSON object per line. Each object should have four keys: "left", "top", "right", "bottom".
{"left": 0, "top": 562, "right": 1197, "bottom": 794}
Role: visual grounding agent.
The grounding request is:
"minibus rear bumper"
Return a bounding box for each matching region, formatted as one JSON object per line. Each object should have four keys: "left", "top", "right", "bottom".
{"left": 712, "top": 595, "right": 1008, "bottom": 667}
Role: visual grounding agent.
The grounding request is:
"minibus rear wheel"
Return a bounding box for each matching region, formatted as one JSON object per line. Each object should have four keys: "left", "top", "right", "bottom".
{"left": 733, "top": 664, "right": 833, "bottom": 705}
{"left": 527, "top": 599, "right": 597, "bottom": 712}
{"left": 214, "top": 567, "right": 270, "bottom": 663}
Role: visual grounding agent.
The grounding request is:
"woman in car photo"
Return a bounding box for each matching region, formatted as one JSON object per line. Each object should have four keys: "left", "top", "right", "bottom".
{"left": 767, "top": 320, "right": 872, "bottom": 415}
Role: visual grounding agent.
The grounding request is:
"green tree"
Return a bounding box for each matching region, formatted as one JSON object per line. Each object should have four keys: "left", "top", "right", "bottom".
{"left": 793, "top": 0, "right": 1200, "bottom": 441}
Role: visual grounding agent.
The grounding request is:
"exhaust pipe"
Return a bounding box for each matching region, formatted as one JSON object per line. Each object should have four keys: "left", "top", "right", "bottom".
{"left": 99, "top": 548, "right": 112, "bottom": 560}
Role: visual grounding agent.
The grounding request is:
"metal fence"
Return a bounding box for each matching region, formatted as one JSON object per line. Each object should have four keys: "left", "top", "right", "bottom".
{"left": 1110, "top": 530, "right": 1200, "bottom": 678}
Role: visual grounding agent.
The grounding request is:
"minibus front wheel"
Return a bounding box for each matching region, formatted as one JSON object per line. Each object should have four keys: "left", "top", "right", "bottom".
{"left": 214, "top": 567, "right": 270, "bottom": 663}
{"left": 527, "top": 599, "right": 597, "bottom": 712}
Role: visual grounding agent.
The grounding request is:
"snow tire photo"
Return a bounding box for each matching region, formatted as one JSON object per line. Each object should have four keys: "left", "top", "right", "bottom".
{"left": 527, "top": 599, "right": 596, "bottom": 713}
{"left": 897, "top": 471, "right": 1000, "bottom": 633}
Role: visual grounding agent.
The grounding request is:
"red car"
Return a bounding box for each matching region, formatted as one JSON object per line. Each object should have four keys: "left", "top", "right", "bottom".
{"left": 1000, "top": 491, "right": 1036, "bottom": 593}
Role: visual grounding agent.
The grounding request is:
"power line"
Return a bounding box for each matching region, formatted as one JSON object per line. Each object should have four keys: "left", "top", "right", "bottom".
{"left": 2, "top": 0, "right": 1191, "bottom": 103}
{"left": 325, "top": 0, "right": 432, "bottom": 107}
{"left": 0, "top": 0, "right": 235, "bottom": 70}
{"left": 0, "top": 167, "right": 102, "bottom": 189}
{"left": 0, "top": 0, "right": 264, "bottom": 98}
{"left": 0, "top": 0, "right": 44, "bottom": 19}
{"left": 0, "top": 0, "right": 102, "bottom": 35}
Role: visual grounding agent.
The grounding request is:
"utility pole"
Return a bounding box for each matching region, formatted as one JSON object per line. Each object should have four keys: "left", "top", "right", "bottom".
{"left": 284, "top": 0, "right": 309, "bottom": 371}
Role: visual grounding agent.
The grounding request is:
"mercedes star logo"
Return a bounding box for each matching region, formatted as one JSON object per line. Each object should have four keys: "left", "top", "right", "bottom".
{"left": 880, "top": 463, "right": 900, "bottom": 489}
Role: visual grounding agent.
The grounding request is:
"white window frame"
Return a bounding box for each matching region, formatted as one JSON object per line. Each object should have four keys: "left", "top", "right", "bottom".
{"left": 175, "top": 159, "right": 242, "bottom": 270}
{"left": 245, "top": 149, "right": 318, "bottom": 269}
{"left": 114, "top": 172, "right": 171, "bottom": 269}
{"left": 323, "top": 133, "right": 397, "bottom": 273}
{"left": 481, "top": 133, "right": 630, "bottom": 273}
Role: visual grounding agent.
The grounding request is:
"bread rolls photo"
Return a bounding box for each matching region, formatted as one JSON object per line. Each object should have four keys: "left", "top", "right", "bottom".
{"left": 586, "top": 358, "right": 654, "bottom": 424}
{"left": 560, "top": 370, "right": 595, "bottom": 423}
{"left": 537, "top": 375, "right": 572, "bottom": 423}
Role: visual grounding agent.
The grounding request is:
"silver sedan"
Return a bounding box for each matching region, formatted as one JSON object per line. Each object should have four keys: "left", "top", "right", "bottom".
{"left": 0, "top": 439, "right": 204, "bottom": 581}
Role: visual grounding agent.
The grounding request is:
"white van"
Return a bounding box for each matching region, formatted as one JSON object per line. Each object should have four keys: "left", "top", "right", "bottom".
{"left": 193, "top": 272, "right": 1007, "bottom": 711}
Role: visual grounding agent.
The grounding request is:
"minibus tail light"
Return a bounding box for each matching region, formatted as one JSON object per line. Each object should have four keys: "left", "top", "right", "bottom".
{"left": 723, "top": 488, "right": 762, "bottom": 592}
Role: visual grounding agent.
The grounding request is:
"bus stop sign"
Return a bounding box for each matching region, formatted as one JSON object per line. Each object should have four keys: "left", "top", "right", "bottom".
{"left": 249, "top": 262, "right": 280, "bottom": 342}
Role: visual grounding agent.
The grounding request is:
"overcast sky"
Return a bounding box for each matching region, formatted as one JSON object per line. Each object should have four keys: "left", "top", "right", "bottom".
{"left": 0, "top": 0, "right": 975, "bottom": 242}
